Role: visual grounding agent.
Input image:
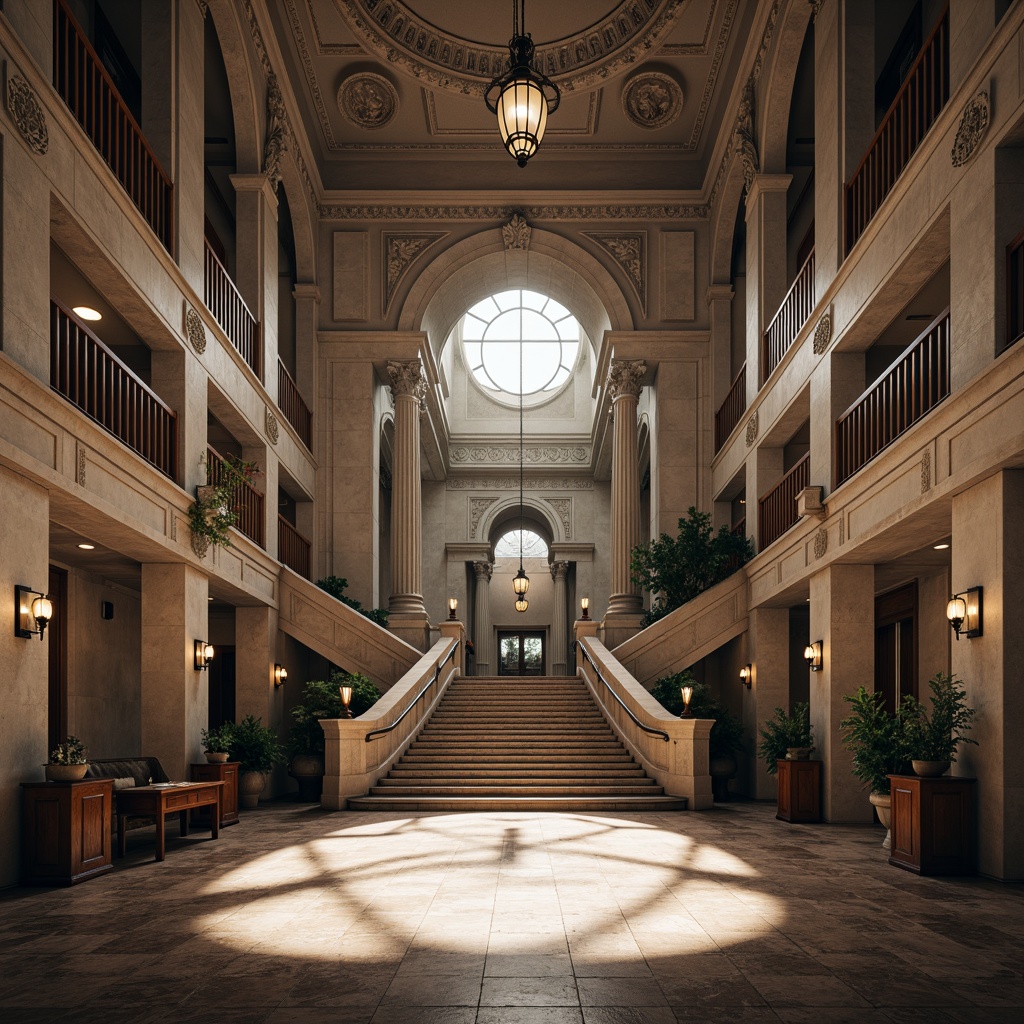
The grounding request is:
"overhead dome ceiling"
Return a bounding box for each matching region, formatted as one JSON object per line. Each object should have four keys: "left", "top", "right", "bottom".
{"left": 334, "top": 0, "right": 687, "bottom": 95}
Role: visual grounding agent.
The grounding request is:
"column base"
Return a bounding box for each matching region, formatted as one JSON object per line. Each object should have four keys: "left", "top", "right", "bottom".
{"left": 601, "top": 612, "right": 646, "bottom": 651}
{"left": 388, "top": 613, "right": 431, "bottom": 653}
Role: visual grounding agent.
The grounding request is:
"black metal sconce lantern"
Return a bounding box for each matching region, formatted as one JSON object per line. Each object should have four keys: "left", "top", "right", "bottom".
{"left": 947, "top": 587, "right": 983, "bottom": 640}
{"left": 15, "top": 585, "right": 52, "bottom": 641}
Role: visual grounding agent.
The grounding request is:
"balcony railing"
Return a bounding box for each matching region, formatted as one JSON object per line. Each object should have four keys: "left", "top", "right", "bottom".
{"left": 53, "top": 0, "right": 173, "bottom": 251}
{"left": 835, "top": 310, "right": 950, "bottom": 487}
{"left": 758, "top": 452, "right": 809, "bottom": 550}
{"left": 845, "top": 7, "right": 949, "bottom": 253}
{"left": 715, "top": 364, "right": 746, "bottom": 452}
{"left": 207, "top": 445, "right": 265, "bottom": 548}
{"left": 763, "top": 249, "right": 815, "bottom": 382}
{"left": 279, "top": 516, "right": 311, "bottom": 579}
{"left": 204, "top": 239, "right": 261, "bottom": 379}
{"left": 1006, "top": 228, "right": 1024, "bottom": 352}
{"left": 278, "top": 360, "right": 312, "bottom": 450}
{"left": 50, "top": 300, "right": 177, "bottom": 479}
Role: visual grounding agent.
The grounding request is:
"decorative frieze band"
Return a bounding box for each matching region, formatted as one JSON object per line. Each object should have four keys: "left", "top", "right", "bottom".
{"left": 320, "top": 203, "right": 710, "bottom": 221}
{"left": 447, "top": 477, "right": 593, "bottom": 490}
{"left": 450, "top": 446, "right": 590, "bottom": 466}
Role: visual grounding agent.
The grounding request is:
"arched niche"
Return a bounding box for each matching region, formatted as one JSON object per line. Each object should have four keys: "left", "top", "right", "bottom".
{"left": 483, "top": 498, "right": 562, "bottom": 551}
{"left": 397, "top": 227, "right": 634, "bottom": 362}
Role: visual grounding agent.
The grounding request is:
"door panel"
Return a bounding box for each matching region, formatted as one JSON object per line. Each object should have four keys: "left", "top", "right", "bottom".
{"left": 497, "top": 632, "right": 545, "bottom": 675}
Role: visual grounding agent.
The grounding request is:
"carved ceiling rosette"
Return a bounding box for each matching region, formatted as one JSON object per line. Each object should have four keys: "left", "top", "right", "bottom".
{"left": 383, "top": 233, "right": 447, "bottom": 312}
{"left": 584, "top": 232, "right": 647, "bottom": 315}
{"left": 622, "top": 71, "right": 684, "bottom": 130}
{"left": 607, "top": 360, "right": 647, "bottom": 402}
{"left": 338, "top": 72, "right": 399, "bottom": 130}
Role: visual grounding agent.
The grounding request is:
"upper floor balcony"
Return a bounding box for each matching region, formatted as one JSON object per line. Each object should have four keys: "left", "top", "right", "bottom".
{"left": 204, "top": 239, "right": 261, "bottom": 380}
{"left": 53, "top": 0, "right": 173, "bottom": 252}
{"left": 762, "top": 249, "right": 815, "bottom": 384}
{"left": 278, "top": 359, "right": 312, "bottom": 451}
{"left": 715, "top": 364, "right": 746, "bottom": 454}
{"left": 207, "top": 444, "right": 264, "bottom": 548}
{"left": 758, "top": 452, "right": 809, "bottom": 551}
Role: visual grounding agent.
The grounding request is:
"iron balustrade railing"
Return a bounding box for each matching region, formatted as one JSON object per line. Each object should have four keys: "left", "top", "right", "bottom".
{"left": 206, "top": 444, "right": 265, "bottom": 547}
{"left": 365, "top": 639, "right": 460, "bottom": 743}
{"left": 835, "top": 310, "right": 950, "bottom": 487}
{"left": 53, "top": 0, "right": 173, "bottom": 252}
{"left": 50, "top": 300, "right": 177, "bottom": 479}
{"left": 1006, "top": 228, "right": 1024, "bottom": 352}
{"left": 278, "top": 516, "right": 311, "bottom": 579}
{"left": 758, "top": 452, "right": 810, "bottom": 550}
{"left": 715, "top": 363, "right": 747, "bottom": 452}
{"left": 845, "top": 7, "right": 949, "bottom": 253}
{"left": 204, "top": 239, "right": 261, "bottom": 379}
{"left": 278, "top": 359, "right": 312, "bottom": 450}
{"left": 574, "top": 640, "right": 670, "bottom": 742}
{"left": 762, "top": 249, "right": 815, "bottom": 382}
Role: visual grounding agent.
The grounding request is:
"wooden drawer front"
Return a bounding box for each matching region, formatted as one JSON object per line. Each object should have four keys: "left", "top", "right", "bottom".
{"left": 166, "top": 789, "right": 204, "bottom": 812}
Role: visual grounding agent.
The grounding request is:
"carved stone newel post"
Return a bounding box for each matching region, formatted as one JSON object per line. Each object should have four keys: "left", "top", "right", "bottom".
{"left": 605, "top": 360, "right": 646, "bottom": 642}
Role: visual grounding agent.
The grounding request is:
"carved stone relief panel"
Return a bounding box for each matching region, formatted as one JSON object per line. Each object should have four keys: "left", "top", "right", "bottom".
{"left": 383, "top": 233, "right": 447, "bottom": 313}
{"left": 4, "top": 66, "right": 48, "bottom": 155}
{"left": 621, "top": 70, "right": 683, "bottom": 130}
{"left": 470, "top": 497, "right": 498, "bottom": 539}
{"left": 584, "top": 233, "right": 646, "bottom": 316}
{"left": 546, "top": 498, "right": 572, "bottom": 539}
{"left": 338, "top": 72, "right": 399, "bottom": 130}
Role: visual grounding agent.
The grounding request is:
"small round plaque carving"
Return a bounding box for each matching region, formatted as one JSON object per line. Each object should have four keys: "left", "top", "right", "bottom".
{"left": 622, "top": 71, "right": 683, "bottom": 130}
{"left": 338, "top": 73, "right": 398, "bottom": 130}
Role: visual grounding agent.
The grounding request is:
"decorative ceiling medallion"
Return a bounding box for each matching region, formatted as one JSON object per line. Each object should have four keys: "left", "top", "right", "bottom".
{"left": 584, "top": 233, "right": 647, "bottom": 315}
{"left": 950, "top": 91, "right": 990, "bottom": 168}
{"left": 334, "top": 0, "right": 685, "bottom": 97}
{"left": 338, "top": 72, "right": 398, "bottom": 129}
{"left": 622, "top": 71, "right": 683, "bottom": 130}
{"left": 383, "top": 232, "right": 447, "bottom": 312}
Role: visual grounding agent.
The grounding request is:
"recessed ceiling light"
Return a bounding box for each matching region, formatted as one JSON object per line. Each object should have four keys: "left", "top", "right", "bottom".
{"left": 77, "top": 542, "right": 95, "bottom": 550}
{"left": 72, "top": 306, "right": 102, "bottom": 321}
{"left": 739, "top": 499, "right": 746, "bottom": 505}
{"left": 933, "top": 543, "right": 950, "bottom": 550}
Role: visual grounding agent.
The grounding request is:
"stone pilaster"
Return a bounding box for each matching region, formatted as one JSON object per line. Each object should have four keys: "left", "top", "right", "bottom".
{"left": 472, "top": 561, "right": 493, "bottom": 676}
{"left": 604, "top": 359, "right": 646, "bottom": 647}
{"left": 550, "top": 560, "right": 569, "bottom": 676}
{"left": 387, "top": 360, "right": 430, "bottom": 649}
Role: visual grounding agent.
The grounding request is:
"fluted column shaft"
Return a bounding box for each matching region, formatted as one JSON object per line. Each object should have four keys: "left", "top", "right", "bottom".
{"left": 607, "top": 360, "right": 646, "bottom": 617}
{"left": 472, "top": 561, "right": 493, "bottom": 676}
{"left": 550, "top": 560, "right": 569, "bottom": 675}
{"left": 388, "top": 361, "right": 427, "bottom": 616}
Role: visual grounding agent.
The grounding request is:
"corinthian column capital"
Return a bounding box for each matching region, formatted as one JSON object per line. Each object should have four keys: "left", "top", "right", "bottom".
{"left": 387, "top": 360, "right": 427, "bottom": 401}
{"left": 607, "top": 360, "right": 647, "bottom": 402}
{"left": 472, "top": 560, "right": 494, "bottom": 582}
{"left": 550, "top": 560, "right": 569, "bottom": 582}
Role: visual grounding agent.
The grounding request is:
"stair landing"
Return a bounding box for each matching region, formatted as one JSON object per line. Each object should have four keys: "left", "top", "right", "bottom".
{"left": 347, "top": 676, "right": 687, "bottom": 812}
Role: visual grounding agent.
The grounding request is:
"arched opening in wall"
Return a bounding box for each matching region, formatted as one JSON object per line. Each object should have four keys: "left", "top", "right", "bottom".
{"left": 494, "top": 528, "right": 549, "bottom": 676}
{"left": 786, "top": 26, "right": 815, "bottom": 284}
{"left": 277, "top": 188, "right": 297, "bottom": 377}
{"left": 203, "top": 14, "right": 237, "bottom": 275}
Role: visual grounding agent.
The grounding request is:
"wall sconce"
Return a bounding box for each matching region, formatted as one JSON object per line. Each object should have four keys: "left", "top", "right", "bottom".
{"left": 739, "top": 664, "right": 752, "bottom": 688}
{"left": 15, "top": 585, "right": 52, "bottom": 641}
{"left": 274, "top": 664, "right": 288, "bottom": 687}
{"left": 339, "top": 684, "right": 354, "bottom": 718}
{"left": 947, "top": 587, "right": 983, "bottom": 640}
{"left": 448, "top": 597, "right": 458, "bottom": 620}
{"left": 804, "top": 640, "right": 823, "bottom": 672}
{"left": 680, "top": 685, "right": 694, "bottom": 718}
{"left": 580, "top": 597, "right": 590, "bottom": 621}
{"left": 194, "top": 640, "right": 214, "bottom": 671}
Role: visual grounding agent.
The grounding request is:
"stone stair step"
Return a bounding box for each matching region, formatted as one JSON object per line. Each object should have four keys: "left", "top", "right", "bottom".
{"left": 347, "top": 795, "right": 689, "bottom": 812}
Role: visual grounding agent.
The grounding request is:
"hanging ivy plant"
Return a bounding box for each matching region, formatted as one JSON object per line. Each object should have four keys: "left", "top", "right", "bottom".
{"left": 188, "top": 453, "right": 260, "bottom": 557}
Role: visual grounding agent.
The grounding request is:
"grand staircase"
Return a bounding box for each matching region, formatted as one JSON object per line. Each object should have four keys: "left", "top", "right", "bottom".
{"left": 347, "top": 675, "right": 687, "bottom": 811}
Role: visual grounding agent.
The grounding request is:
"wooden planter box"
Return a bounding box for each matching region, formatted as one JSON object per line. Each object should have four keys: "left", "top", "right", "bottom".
{"left": 776, "top": 759, "right": 821, "bottom": 823}
{"left": 888, "top": 773, "right": 975, "bottom": 875}
{"left": 190, "top": 761, "right": 240, "bottom": 827}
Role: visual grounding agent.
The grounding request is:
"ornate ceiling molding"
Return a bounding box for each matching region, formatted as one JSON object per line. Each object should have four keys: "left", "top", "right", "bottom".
{"left": 584, "top": 232, "right": 647, "bottom": 315}
{"left": 447, "top": 477, "right": 594, "bottom": 490}
{"left": 321, "top": 202, "right": 709, "bottom": 221}
{"left": 450, "top": 446, "right": 591, "bottom": 466}
{"left": 338, "top": 72, "right": 399, "bottom": 129}
{"left": 622, "top": 71, "right": 684, "bottom": 130}
{"left": 333, "top": 0, "right": 687, "bottom": 97}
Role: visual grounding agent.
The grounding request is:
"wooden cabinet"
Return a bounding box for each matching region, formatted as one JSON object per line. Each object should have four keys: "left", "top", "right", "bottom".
{"left": 888, "top": 774, "right": 975, "bottom": 875}
{"left": 21, "top": 779, "right": 114, "bottom": 886}
{"left": 776, "top": 759, "right": 821, "bottom": 823}
{"left": 189, "top": 761, "right": 239, "bottom": 827}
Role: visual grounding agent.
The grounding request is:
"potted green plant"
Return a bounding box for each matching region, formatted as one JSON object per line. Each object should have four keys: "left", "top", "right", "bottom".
{"left": 288, "top": 673, "right": 380, "bottom": 801}
{"left": 45, "top": 736, "right": 88, "bottom": 781}
{"left": 651, "top": 673, "right": 746, "bottom": 801}
{"left": 200, "top": 723, "right": 236, "bottom": 764}
{"left": 840, "top": 687, "right": 914, "bottom": 848}
{"left": 903, "top": 673, "right": 977, "bottom": 776}
{"left": 188, "top": 453, "right": 260, "bottom": 558}
{"left": 229, "top": 714, "right": 284, "bottom": 808}
{"left": 757, "top": 703, "right": 814, "bottom": 773}
{"left": 315, "top": 576, "right": 390, "bottom": 627}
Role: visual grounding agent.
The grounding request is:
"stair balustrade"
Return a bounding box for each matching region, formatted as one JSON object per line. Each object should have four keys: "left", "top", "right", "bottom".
{"left": 715, "top": 364, "right": 747, "bottom": 451}
{"left": 53, "top": 0, "right": 173, "bottom": 252}
{"left": 762, "top": 249, "right": 815, "bottom": 382}
{"left": 845, "top": 7, "right": 949, "bottom": 253}
{"left": 835, "top": 310, "right": 950, "bottom": 486}
{"left": 50, "top": 300, "right": 177, "bottom": 479}
{"left": 758, "top": 452, "right": 810, "bottom": 550}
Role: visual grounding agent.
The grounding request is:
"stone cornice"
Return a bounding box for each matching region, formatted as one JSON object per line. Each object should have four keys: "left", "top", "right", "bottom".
{"left": 320, "top": 201, "right": 710, "bottom": 221}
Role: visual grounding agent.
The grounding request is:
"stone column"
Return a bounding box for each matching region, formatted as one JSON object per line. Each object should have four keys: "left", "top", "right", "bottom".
{"left": 387, "top": 360, "right": 430, "bottom": 650}
{"left": 809, "top": 563, "right": 875, "bottom": 823}
{"left": 604, "top": 359, "right": 646, "bottom": 647}
{"left": 472, "top": 561, "right": 493, "bottom": 676}
{"left": 550, "top": 560, "right": 569, "bottom": 676}
{"left": 141, "top": 563, "right": 209, "bottom": 780}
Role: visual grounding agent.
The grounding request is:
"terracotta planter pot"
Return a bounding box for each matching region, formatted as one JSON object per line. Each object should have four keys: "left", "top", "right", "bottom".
{"left": 205, "top": 751, "right": 229, "bottom": 764}
{"left": 45, "top": 763, "right": 88, "bottom": 782}
{"left": 868, "top": 791, "right": 891, "bottom": 850}
{"left": 238, "top": 770, "right": 267, "bottom": 809}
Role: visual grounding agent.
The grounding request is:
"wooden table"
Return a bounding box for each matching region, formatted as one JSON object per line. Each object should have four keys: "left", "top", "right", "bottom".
{"left": 114, "top": 781, "right": 223, "bottom": 861}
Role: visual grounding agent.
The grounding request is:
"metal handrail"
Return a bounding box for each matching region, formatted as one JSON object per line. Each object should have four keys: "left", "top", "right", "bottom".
{"left": 364, "top": 638, "right": 460, "bottom": 743}
{"left": 573, "top": 639, "right": 669, "bottom": 742}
